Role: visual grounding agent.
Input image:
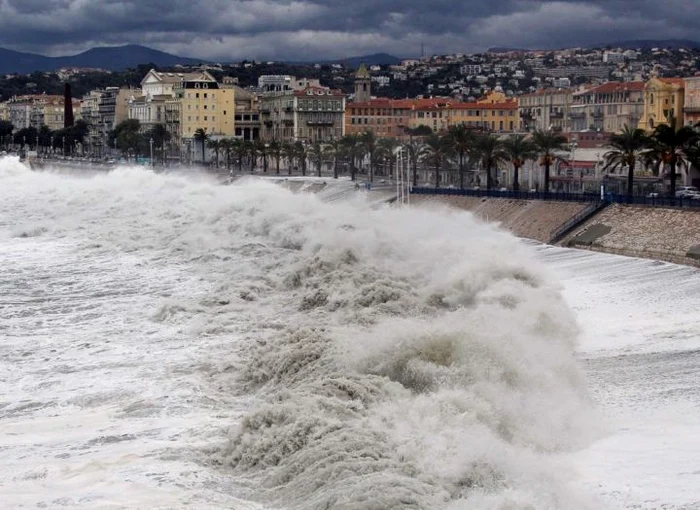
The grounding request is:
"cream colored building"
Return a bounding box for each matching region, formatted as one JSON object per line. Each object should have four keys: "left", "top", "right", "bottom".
{"left": 638, "top": 77, "right": 685, "bottom": 131}
{"left": 683, "top": 76, "right": 700, "bottom": 127}
{"left": 569, "top": 82, "right": 644, "bottom": 132}
{"left": 518, "top": 88, "right": 574, "bottom": 132}
{"left": 175, "top": 78, "right": 235, "bottom": 139}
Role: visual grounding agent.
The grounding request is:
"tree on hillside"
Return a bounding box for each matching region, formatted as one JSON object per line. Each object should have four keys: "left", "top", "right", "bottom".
{"left": 502, "top": 134, "right": 537, "bottom": 192}
{"left": 602, "top": 125, "right": 648, "bottom": 197}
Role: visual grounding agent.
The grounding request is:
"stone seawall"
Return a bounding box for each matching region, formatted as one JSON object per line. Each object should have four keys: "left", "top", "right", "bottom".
{"left": 410, "top": 195, "right": 590, "bottom": 243}
{"left": 563, "top": 204, "right": 700, "bottom": 267}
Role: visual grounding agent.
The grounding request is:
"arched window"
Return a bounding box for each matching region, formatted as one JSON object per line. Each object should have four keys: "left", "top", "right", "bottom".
{"left": 649, "top": 93, "right": 654, "bottom": 105}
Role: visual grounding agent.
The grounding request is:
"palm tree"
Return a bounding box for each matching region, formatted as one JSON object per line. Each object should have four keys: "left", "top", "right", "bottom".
{"left": 602, "top": 125, "right": 648, "bottom": 197}
{"left": 402, "top": 137, "right": 423, "bottom": 187}
{"left": 282, "top": 142, "right": 295, "bottom": 175}
{"left": 233, "top": 138, "right": 246, "bottom": 172}
{"left": 323, "top": 139, "right": 343, "bottom": 179}
{"left": 502, "top": 134, "right": 537, "bottom": 191}
{"left": 378, "top": 137, "right": 400, "bottom": 180}
{"left": 532, "top": 129, "right": 568, "bottom": 194}
{"left": 474, "top": 133, "right": 508, "bottom": 190}
{"left": 645, "top": 115, "right": 698, "bottom": 197}
{"left": 220, "top": 138, "right": 234, "bottom": 170}
{"left": 193, "top": 128, "right": 209, "bottom": 163}
{"left": 419, "top": 133, "right": 453, "bottom": 189}
{"left": 254, "top": 139, "right": 268, "bottom": 172}
{"left": 308, "top": 141, "right": 325, "bottom": 177}
{"left": 445, "top": 124, "right": 474, "bottom": 189}
{"left": 341, "top": 134, "right": 361, "bottom": 181}
{"left": 360, "top": 130, "right": 380, "bottom": 182}
{"left": 207, "top": 139, "right": 222, "bottom": 168}
{"left": 269, "top": 140, "right": 283, "bottom": 175}
{"left": 293, "top": 141, "right": 307, "bottom": 176}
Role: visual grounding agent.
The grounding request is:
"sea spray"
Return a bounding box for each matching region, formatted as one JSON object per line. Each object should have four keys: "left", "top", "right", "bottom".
{"left": 0, "top": 157, "right": 601, "bottom": 509}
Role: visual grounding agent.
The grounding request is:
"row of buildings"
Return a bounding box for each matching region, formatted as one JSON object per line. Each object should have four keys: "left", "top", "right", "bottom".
{"left": 2, "top": 65, "right": 700, "bottom": 158}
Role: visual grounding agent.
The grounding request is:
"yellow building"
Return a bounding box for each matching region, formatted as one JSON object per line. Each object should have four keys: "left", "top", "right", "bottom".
{"left": 638, "top": 77, "right": 685, "bottom": 131}
{"left": 175, "top": 78, "right": 235, "bottom": 139}
{"left": 407, "top": 91, "right": 520, "bottom": 133}
{"left": 0, "top": 102, "right": 7, "bottom": 121}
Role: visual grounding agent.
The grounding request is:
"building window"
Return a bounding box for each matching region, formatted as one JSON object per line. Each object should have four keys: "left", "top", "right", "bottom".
{"left": 204, "top": 93, "right": 208, "bottom": 98}
{"left": 196, "top": 93, "right": 200, "bottom": 98}
{"left": 204, "top": 116, "right": 208, "bottom": 121}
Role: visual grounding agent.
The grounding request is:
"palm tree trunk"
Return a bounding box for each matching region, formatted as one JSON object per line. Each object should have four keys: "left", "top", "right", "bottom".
{"left": 333, "top": 158, "right": 338, "bottom": 179}
{"left": 459, "top": 152, "right": 464, "bottom": 190}
{"left": 435, "top": 163, "right": 440, "bottom": 189}
{"left": 201, "top": 141, "right": 206, "bottom": 163}
{"left": 670, "top": 158, "right": 677, "bottom": 197}
{"left": 486, "top": 163, "right": 493, "bottom": 190}
{"left": 544, "top": 162, "right": 551, "bottom": 194}
{"left": 412, "top": 157, "right": 418, "bottom": 187}
{"left": 627, "top": 161, "right": 634, "bottom": 198}
{"left": 513, "top": 163, "right": 520, "bottom": 192}
{"left": 317, "top": 159, "right": 321, "bottom": 177}
{"left": 276, "top": 156, "right": 280, "bottom": 175}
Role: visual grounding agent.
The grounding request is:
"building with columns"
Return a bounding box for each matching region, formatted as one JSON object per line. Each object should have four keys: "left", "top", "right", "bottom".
{"left": 638, "top": 77, "right": 685, "bottom": 131}
{"left": 569, "top": 81, "right": 644, "bottom": 133}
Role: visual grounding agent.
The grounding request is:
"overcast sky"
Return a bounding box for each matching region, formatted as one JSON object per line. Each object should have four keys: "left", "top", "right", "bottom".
{"left": 0, "top": 0, "right": 697, "bottom": 61}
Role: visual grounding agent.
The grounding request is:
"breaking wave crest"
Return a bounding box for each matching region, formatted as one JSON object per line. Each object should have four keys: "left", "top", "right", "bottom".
{"left": 0, "top": 158, "right": 600, "bottom": 509}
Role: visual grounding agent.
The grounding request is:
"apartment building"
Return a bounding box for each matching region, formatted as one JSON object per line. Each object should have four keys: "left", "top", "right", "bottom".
{"left": 260, "top": 85, "right": 345, "bottom": 143}
{"left": 518, "top": 88, "right": 574, "bottom": 131}
{"left": 569, "top": 81, "right": 644, "bottom": 132}
{"left": 175, "top": 78, "right": 235, "bottom": 139}
{"left": 683, "top": 76, "right": 700, "bottom": 126}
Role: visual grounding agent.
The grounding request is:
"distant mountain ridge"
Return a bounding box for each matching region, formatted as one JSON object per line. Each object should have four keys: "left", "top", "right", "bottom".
{"left": 588, "top": 39, "right": 700, "bottom": 50}
{"left": 331, "top": 53, "right": 402, "bottom": 68}
{"left": 0, "top": 44, "right": 207, "bottom": 75}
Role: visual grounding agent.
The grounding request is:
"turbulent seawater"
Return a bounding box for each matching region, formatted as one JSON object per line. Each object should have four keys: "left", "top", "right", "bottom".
{"left": 1, "top": 157, "right": 698, "bottom": 509}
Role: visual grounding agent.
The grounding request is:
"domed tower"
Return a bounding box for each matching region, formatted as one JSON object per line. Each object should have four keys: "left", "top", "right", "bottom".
{"left": 354, "top": 62, "right": 371, "bottom": 102}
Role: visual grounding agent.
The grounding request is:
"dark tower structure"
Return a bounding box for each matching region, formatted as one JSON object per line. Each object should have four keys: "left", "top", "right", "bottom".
{"left": 64, "top": 83, "right": 74, "bottom": 128}
{"left": 354, "top": 62, "right": 371, "bottom": 103}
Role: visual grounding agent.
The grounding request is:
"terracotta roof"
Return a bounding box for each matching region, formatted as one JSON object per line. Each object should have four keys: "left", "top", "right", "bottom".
{"left": 577, "top": 81, "right": 644, "bottom": 95}
{"left": 451, "top": 100, "right": 518, "bottom": 110}
{"left": 519, "top": 87, "right": 573, "bottom": 98}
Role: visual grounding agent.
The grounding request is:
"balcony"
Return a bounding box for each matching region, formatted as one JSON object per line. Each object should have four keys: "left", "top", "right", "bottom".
{"left": 568, "top": 111, "right": 586, "bottom": 119}
{"left": 307, "top": 120, "right": 334, "bottom": 126}
{"left": 549, "top": 111, "right": 564, "bottom": 119}
{"left": 683, "top": 106, "right": 700, "bottom": 113}
{"left": 592, "top": 110, "right": 604, "bottom": 118}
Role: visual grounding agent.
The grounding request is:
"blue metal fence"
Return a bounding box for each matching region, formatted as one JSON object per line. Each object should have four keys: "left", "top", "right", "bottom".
{"left": 410, "top": 187, "right": 700, "bottom": 209}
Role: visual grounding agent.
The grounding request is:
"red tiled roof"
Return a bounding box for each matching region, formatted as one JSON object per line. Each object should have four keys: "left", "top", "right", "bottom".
{"left": 577, "top": 81, "right": 644, "bottom": 95}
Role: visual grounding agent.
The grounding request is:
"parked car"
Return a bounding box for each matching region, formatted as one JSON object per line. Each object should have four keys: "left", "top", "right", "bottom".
{"left": 675, "top": 186, "right": 699, "bottom": 198}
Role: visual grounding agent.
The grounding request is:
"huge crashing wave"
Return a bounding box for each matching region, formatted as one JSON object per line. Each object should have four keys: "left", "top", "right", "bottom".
{"left": 0, "top": 157, "right": 601, "bottom": 509}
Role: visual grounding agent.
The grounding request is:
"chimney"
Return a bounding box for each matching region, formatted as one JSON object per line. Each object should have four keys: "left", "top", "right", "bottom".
{"left": 64, "top": 83, "right": 74, "bottom": 128}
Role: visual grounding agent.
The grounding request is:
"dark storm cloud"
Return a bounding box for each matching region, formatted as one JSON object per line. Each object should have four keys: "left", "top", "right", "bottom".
{"left": 0, "top": 0, "right": 698, "bottom": 60}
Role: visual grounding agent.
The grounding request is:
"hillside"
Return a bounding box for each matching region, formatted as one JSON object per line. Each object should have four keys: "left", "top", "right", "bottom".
{"left": 0, "top": 44, "right": 208, "bottom": 74}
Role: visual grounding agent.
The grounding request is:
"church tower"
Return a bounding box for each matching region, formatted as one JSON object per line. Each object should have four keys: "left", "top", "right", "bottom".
{"left": 354, "top": 62, "right": 371, "bottom": 102}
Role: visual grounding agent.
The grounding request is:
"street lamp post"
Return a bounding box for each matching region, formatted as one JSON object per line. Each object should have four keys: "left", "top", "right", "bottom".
{"left": 50, "top": 136, "right": 54, "bottom": 157}
{"left": 62, "top": 137, "right": 65, "bottom": 157}
{"left": 149, "top": 138, "right": 154, "bottom": 168}
{"left": 36, "top": 135, "right": 39, "bottom": 154}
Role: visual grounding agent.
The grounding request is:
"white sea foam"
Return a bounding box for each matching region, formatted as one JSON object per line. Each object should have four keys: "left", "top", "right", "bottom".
{"left": 0, "top": 157, "right": 601, "bottom": 509}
